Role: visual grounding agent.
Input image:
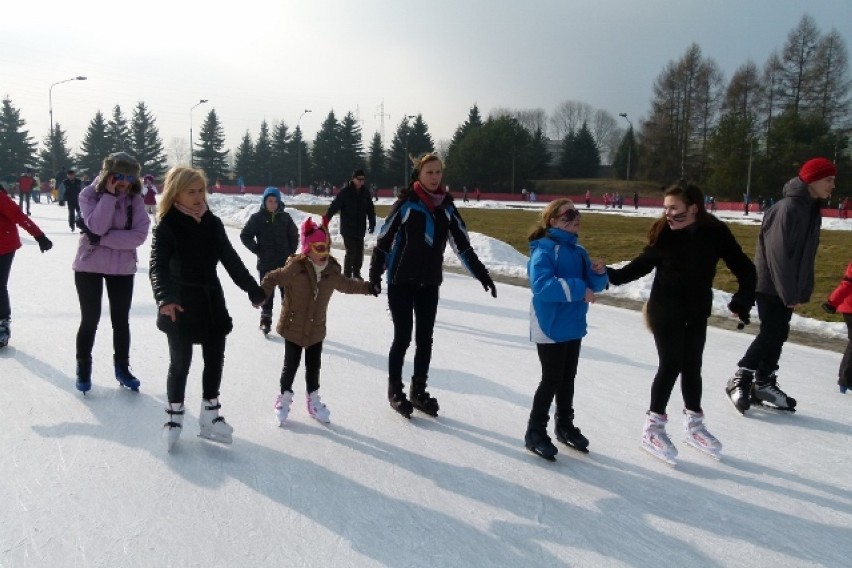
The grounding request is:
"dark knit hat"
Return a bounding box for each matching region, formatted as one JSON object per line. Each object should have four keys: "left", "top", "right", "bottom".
{"left": 799, "top": 158, "right": 837, "bottom": 184}
{"left": 352, "top": 169, "right": 366, "bottom": 179}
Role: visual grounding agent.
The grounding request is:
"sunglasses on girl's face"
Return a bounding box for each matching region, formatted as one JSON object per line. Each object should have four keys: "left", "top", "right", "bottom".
{"left": 309, "top": 242, "right": 329, "bottom": 254}
{"left": 112, "top": 173, "right": 136, "bottom": 183}
{"left": 557, "top": 209, "right": 580, "bottom": 223}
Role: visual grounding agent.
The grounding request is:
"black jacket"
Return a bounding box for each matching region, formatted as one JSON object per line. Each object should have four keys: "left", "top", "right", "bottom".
{"left": 325, "top": 181, "right": 376, "bottom": 238}
{"left": 62, "top": 178, "right": 82, "bottom": 204}
{"left": 607, "top": 217, "right": 756, "bottom": 326}
{"left": 239, "top": 204, "right": 299, "bottom": 272}
{"left": 369, "top": 189, "right": 489, "bottom": 287}
{"left": 150, "top": 208, "right": 265, "bottom": 342}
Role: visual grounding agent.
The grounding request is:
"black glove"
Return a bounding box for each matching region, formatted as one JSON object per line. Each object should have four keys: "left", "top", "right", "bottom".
{"left": 35, "top": 234, "right": 53, "bottom": 253}
{"left": 728, "top": 298, "right": 751, "bottom": 329}
{"left": 370, "top": 281, "right": 381, "bottom": 297}
{"left": 75, "top": 216, "right": 101, "bottom": 246}
{"left": 481, "top": 275, "right": 497, "bottom": 298}
{"left": 822, "top": 302, "right": 837, "bottom": 314}
{"left": 249, "top": 286, "right": 267, "bottom": 305}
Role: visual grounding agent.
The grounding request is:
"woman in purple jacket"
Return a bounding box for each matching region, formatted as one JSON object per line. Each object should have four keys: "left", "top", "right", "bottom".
{"left": 72, "top": 152, "right": 150, "bottom": 394}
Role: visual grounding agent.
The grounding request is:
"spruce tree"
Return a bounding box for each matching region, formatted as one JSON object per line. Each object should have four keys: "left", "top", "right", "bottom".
{"left": 233, "top": 131, "right": 254, "bottom": 187}
{"left": 310, "top": 111, "right": 341, "bottom": 185}
{"left": 288, "top": 126, "right": 310, "bottom": 187}
{"left": 76, "top": 111, "right": 112, "bottom": 177}
{"left": 106, "top": 105, "right": 132, "bottom": 155}
{"left": 367, "top": 132, "right": 387, "bottom": 187}
{"left": 270, "top": 121, "right": 291, "bottom": 186}
{"left": 447, "top": 104, "right": 483, "bottom": 161}
{"left": 0, "top": 96, "right": 37, "bottom": 178}
{"left": 37, "top": 124, "right": 74, "bottom": 180}
{"left": 338, "top": 111, "right": 365, "bottom": 182}
{"left": 195, "top": 109, "right": 230, "bottom": 184}
{"left": 130, "top": 101, "right": 168, "bottom": 177}
{"left": 252, "top": 121, "right": 273, "bottom": 186}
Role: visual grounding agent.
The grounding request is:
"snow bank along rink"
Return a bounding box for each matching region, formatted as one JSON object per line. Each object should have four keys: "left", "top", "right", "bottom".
{"left": 0, "top": 198, "right": 849, "bottom": 567}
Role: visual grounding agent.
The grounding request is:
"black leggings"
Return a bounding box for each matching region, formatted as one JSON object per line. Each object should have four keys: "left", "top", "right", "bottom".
{"left": 387, "top": 282, "right": 440, "bottom": 387}
{"left": 649, "top": 318, "right": 707, "bottom": 415}
{"left": 530, "top": 339, "right": 581, "bottom": 425}
{"left": 0, "top": 251, "right": 14, "bottom": 320}
{"left": 165, "top": 332, "right": 227, "bottom": 403}
{"left": 280, "top": 339, "right": 323, "bottom": 393}
{"left": 75, "top": 272, "right": 134, "bottom": 361}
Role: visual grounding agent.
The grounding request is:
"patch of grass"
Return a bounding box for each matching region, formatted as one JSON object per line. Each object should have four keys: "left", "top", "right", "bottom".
{"left": 295, "top": 204, "right": 848, "bottom": 322}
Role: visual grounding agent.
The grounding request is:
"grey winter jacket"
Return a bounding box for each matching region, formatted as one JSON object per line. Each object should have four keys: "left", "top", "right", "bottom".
{"left": 754, "top": 177, "right": 822, "bottom": 305}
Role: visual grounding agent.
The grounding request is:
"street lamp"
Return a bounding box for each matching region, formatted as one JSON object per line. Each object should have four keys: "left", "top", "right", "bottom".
{"left": 619, "top": 113, "right": 633, "bottom": 183}
{"left": 296, "top": 109, "right": 312, "bottom": 188}
{"left": 402, "top": 115, "right": 416, "bottom": 186}
{"left": 49, "top": 76, "right": 86, "bottom": 174}
{"left": 189, "top": 99, "right": 208, "bottom": 167}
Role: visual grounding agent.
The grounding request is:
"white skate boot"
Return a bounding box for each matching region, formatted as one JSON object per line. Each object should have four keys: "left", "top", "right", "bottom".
{"left": 274, "top": 391, "right": 294, "bottom": 426}
{"left": 683, "top": 410, "right": 722, "bottom": 460}
{"left": 306, "top": 390, "right": 331, "bottom": 423}
{"left": 163, "top": 403, "right": 184, "bottom": 452}
{"left": 642, "top": 411, "right": 677, "bottom": 465}
{"left": 199, "top": 398, "right": 234, "bottom": 444}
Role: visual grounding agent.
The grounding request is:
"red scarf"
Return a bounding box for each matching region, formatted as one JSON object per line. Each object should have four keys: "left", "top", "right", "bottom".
{"left": 412, "top": 181, "right": 446, "bottom": 212}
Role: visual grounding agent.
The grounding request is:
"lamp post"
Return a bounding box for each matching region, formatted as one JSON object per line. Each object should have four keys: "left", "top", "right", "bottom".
{"left": 402, "top": 115, "right": 416, "bottom": 186}
{"left": 189, "top": 99, "right": 208, "bottom": 167}
{"left": 618, "top": 113, "right": 633, "bottom": 183}
{"left": 296, "top": 109, "right": 312, "bottom": 188}
{"left": 49, "top": 76, "right": 86, "bottom": 174}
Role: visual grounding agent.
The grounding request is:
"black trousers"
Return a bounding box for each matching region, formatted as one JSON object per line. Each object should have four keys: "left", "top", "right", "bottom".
{"left": 18, "top": 192, "right": 31, "bottom": 214}
{"left": 738, "top": 292, "right": 793, "bottom": 377}
{"left": 165, "top": 332, "right": 227, "bottom": 403}
{"left": 387, "top": 282, "right": 440, "bottom": 389}
{"left": 649, "top": 317, "right": 707, "bottom": 415}
{"left": 280, "top": 339, "right": 322, "bottom": 393}
{"left": 74, "top": 272, "right": 134, "bottom": 361}
{"left": 67, "top": 199, "right": 80, "bottom": 230}
{"left": 258, "top": 269, "right": 284, "bottom": 318}
{"left": 342, "top": 235, "right": 365, "bottom": 277}
{"left": 0, "top": 251, "right": 14, "bottom": 320}
{"left": 530, "top": 339, "right": 581, "bottom": 425}
{"left": 840, "top": 314, "right": 852, "bottom": 388}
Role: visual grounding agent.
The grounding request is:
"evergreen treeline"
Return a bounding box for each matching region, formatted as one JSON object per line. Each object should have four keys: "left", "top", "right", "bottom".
{"left": 1, "top": 15, "right": 848, "bottom": 198}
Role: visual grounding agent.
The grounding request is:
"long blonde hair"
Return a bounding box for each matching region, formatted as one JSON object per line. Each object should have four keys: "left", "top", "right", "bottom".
{"left": 528, "top": 198, "right": 575, "bottom": 241}
{"left": 157, "top": 166, "right": 208, "bottom": 221}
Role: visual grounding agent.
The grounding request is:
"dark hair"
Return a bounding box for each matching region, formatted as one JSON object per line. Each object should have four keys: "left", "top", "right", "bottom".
{"left": 647, "top": 180, "right": 713, "bottom": 245}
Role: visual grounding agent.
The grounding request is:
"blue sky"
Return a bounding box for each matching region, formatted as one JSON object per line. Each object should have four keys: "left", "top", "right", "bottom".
{"left": 2, "top": 1, "right": 850, "bottom": 155}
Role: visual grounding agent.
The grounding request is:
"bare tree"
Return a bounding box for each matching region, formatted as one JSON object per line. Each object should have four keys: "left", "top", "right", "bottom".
{"left": 778, "top": 14, "right": 821, "bottom": 116}
{"left": 550, "top": 100, "right": 593, "bottom": 139}
{"left": 812, "top": 29, "right": 851, "bottom": 125}
{"left": 168, "top": 137, "right": 189, "bottom": 166}
{"left": 590, "top": 109, "right": 619, "bottom": 163}
{"left": 723, "top": 61, "right": 763, "bottom": 120}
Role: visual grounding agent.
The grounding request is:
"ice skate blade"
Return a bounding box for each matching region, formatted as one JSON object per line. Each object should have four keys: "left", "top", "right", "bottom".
{"left": 751, "top": 400, "right": 796, "bottom": 413}
{"left": 198, "top": 432, "right": 233, "bottom": 445}
{"left": 413, "top": 407, "right": 438, "bottom": 418}
{"left": 726, "top": 394, "right": 749, "bottom": 416}
{"left": 555, "top": 435, "right": 590, "bottom": 453}
{"left": 525, "top": 446, "right": 557, "bottom": 462}
{"left": 684, "top": 440, "right": 721, "bottom": 461}
{"left": 641, "top": 443, "right": 677, "bottom": 466}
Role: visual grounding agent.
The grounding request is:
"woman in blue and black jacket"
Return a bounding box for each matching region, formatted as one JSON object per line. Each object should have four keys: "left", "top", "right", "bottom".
{"left": 369, "top": 152, "right": 496, "bottom": 418}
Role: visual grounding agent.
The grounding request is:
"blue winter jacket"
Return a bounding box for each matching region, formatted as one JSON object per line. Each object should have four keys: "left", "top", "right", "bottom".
{"left": 528, "top": 228, "right": 608, "bottom": 343}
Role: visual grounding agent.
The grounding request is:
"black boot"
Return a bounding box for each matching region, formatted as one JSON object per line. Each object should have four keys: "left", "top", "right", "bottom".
{"left": 525, "top": 420, "right": 557, "bottom": 461}
{"left": 388, "top": 381, "right": 413, "bottom": 418}
{"left": 76, "top": 357, "right": 92, "bottom": 394}
{"left": 410, "top": 377, "right": 439, "bottom": 417}
{"left": 114, "top": 358, "right": 141, "bottom": 391}
{"left": 554, "top": 411, "right": 589, "bottom": 453}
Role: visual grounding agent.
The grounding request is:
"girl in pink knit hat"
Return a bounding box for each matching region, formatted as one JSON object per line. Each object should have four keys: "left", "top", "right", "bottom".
{"left": 260, "top": 217, "right": 377, "bottom": 426}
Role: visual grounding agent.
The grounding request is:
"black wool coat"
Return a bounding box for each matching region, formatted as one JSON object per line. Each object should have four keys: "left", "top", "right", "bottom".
{"left": 150, "top": 208, "right": 265, "bottom": 342}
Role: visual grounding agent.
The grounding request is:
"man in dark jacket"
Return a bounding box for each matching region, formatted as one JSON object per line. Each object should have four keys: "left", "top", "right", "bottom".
{"left": 62, "top": 170, "right": 83, "bottom": 231}
{"left": 240, "top": 187, "right": 299, "bottom": 334}
{"left": 726, "top": 157, "right": 836, "bottom": 414}
{"left": 323, "top": 169, "right": 376, "bottom": 279}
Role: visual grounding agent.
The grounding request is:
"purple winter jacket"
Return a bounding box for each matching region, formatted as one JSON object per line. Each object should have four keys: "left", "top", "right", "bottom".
{"left": 72, "top": 181, "right": 151, "bottom": 275}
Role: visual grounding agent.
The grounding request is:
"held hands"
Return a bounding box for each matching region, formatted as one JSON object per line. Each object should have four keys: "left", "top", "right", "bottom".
{"left": 35, "top": 234, "right": 53, "bottom": 253}
{"left": 159, "top": 303, "right": 184, "bottom": 322}
{"left": 481, "top": 275, "right": 497, "bottom": 298}
{"left": 590, "top": 259, "right": 606, "bottom": 275}
{"left": 727, "top": 298, "right": 751, "bottom": 329}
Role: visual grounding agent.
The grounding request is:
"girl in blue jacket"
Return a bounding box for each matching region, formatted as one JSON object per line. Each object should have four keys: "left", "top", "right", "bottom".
{"left": 526, "top": 199, "right": 608, "bottom": 460}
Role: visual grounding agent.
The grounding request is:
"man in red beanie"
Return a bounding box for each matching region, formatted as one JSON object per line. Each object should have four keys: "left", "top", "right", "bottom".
{"left": 726, "top": 157, "right": 836, "bottom": 415}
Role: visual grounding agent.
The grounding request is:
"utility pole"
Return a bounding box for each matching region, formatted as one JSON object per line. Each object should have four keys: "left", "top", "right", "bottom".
{"left": 375, "top": 100, "right": 391, "bottom": 145}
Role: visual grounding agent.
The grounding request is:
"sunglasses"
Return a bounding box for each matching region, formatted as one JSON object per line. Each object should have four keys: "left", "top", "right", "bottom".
{"left": 354, "top": 177, "right": 366, "bottom": 182}
{"left": 112, "top": 173, "right": 136, "bottom": 183}
{"left": 309, "top": 242, "right": 329, "bottom": 254}
{"left": 557, "top": 209, "right": 581, "bottom": 223}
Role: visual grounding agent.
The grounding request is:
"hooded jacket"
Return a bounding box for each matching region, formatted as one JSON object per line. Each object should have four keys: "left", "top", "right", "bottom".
{"left": 754, "top": 177, "right": 822, "bottom": 305}
{"left": 72, "top": 181, "right": 150, "bottom": 275}
{"left": 240, "top": 187, "right": 299, "bottom": 272}
{"left": 260, "top": 254, "right": 371, "bottom": 347}
{"left": 528, "top": 228, "right": 609, "bottom": 343}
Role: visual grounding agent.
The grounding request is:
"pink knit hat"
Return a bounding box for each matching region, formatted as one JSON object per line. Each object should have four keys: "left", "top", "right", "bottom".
{"left": 300, "top": 217, "right": 329, "bottom": 255}
{"left": 799, "top": 158, "right": 837, "bottom": 184}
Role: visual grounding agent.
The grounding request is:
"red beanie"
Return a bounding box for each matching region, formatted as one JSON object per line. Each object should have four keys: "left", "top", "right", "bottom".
{"left": 798, "top": 158, "right": 837, "bottom": 184}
